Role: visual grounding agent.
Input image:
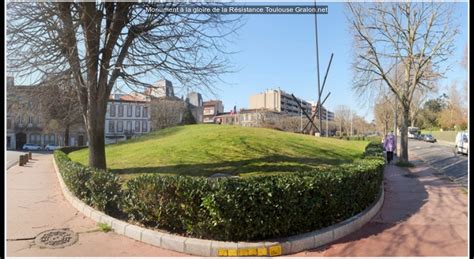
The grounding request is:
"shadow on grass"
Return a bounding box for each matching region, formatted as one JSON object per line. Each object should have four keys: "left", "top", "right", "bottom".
{"left": 112, "top": 154, "right": 354, "bottom": 178}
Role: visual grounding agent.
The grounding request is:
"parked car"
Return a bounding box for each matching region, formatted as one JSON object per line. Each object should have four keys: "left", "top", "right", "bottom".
{"left": 455, "top": 132, "right": 469, "bottom": 155}
{"left": 22, "top": 143, "right": 42, "bottom": 151}
{"left": 423, "top": 134, "right": 436, "bottom": 143}
{"left": 44, "top": 144, "right": 60, "bottom": 151}
{"left": 416, "top": 134, "right": 425, "bottom": 140}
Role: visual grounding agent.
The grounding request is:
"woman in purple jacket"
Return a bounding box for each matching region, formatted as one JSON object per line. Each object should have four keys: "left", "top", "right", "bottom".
{"left": 384, "top": 131, "right": 396, "bottom": 164}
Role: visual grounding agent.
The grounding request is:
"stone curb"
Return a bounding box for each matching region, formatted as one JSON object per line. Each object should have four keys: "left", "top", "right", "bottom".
{"left": 52, "top": 157, "right": 384, "bottom": 256}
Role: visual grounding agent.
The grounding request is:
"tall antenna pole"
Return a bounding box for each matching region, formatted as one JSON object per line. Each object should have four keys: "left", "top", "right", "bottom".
{"left": 326, "top": 109, "right": 329, "bottom": 137}
{"left": 314, "top": 0, "right": 322, "bottom": 136}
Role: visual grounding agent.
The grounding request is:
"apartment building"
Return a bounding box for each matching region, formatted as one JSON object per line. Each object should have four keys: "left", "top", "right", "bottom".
{"left": 249, "top": 89, "right": 312, "bottom": 116}
{"left": 6, "top": 78, "right": 87, "bottom": 149}
{"left": 203, "top": 100, "right": 224, "bottom": 123}
{"left": 215, "top": 109, "right": 282, "bottom": 127}
{"left": 311, "top": 102, "right": 335, "bottom": 121}
{"left": 105, "top": 94, "right": 151, "bottom": 144}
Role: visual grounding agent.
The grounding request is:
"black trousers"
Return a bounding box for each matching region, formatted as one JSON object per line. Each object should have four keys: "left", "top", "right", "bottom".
{"left": 386, "top": 151, "right": 394, "bottom": 163}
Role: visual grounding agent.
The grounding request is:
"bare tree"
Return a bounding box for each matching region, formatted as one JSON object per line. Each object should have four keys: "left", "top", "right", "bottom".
{"left": 334, "top": 105, "right": 351, "bottom": 135}
{"left": 373, "top": 95, "right": 394, "bottom": 136}
{"left": 7, "top": 3, "right": 241, "bottom": 169}
{"left": 346, "top": 2, "right": 459, "bottom": 162}
{"left": 438, "top": 82, "right": 468, "bottom": 130}
{"left": 34, "top": 73, "right": 83, "bottom": 146}
{"left": 150, "top": 98, "right": 186, "bottom": 130}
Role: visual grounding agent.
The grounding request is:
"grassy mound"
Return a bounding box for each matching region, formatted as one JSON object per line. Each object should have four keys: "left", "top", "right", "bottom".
{"left": 68, "top": 124, "right": 368, "bottom": 179}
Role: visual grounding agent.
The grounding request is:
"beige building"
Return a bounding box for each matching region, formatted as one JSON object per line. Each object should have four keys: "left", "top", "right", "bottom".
{"left": 215, "top": 109, "right": 282, "bottom": 127}
{"left": 7, "top": 78, "right": 87, "bottom": 150}
{"left": 105, "top": 94, "right": 152, "bottom": 144}
{"left": 249, "top": 89, "right": 312, "bottom": 116}
{"left": 203, "top": 100, "right": 224, "bottom": 123}
{"left": 310, "top": 102, "right": 335, "bottom": 121}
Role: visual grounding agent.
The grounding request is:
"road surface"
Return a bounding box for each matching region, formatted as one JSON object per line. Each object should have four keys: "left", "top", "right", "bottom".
{"left": 407, "top": 138, "right": 468, "bottom": 187}
{"left": 6, "top": 151, "right": 26, "bottom": 170}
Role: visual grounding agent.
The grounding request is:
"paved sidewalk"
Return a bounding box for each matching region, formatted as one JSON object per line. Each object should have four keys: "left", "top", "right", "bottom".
{"left": 292, "top": 154, "right": 468, "bottom": 256}
{"left": 6, "top": 153, "right": 468, "bottom": 257}
{"left": 6, "top": 153, "right": 187, "bottom": 256}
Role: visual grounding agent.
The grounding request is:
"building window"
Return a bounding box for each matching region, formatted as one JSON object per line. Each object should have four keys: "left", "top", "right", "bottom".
{"left": 142, "top": 121, "right": 147, "bottom": 132}
{"left": 7, "top": 118, "right": 11, "bottom": 129}
{"left": 143, "top": 107, "right": 148, "bottom": 117}
{"left": 117, "top": 121, "right": 123, "bottom": 132}
{"left": 44, "top": 134, "right": 55, "bottom": 145}
{"left": 126, "top": 121, "right": 132, "bottom": 132}
{"left": 108, "top": 120, "right": 115, "bottom": 133}
{"left": 136, "top": 106, "right": 141, "bottom": 117}
{"left": 127, "top": 105, "right": 133, "bottom": 117}
{"left": 29, "top": 134, "right": 41, "bottom": 145}
{"left": 118, "top": 105, "right": 124, "bottom": 117}
{"left": 135, "top": 121, "right": 140, "bottom": 132}
{"left": 110, "top": 104, "right": 116, "bottom": 117}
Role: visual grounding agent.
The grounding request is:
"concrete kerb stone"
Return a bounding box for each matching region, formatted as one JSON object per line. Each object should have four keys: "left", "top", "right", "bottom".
{"left": 141, "top": 229, "right": 163, "bottom": 248}
{"left": 161, "top": 234, "right": 187, "bottom": 253}
{"left": 184, "top": 237, "right": 212, "bottom": 256}
{"left": 111, "top": 219, "right": 130, "bottom": 235}
{"left": 124, "top": 224, "right": 143, "bottom": 241}
{"left": 52, "top": 155, "right": 385, "bottom": 256}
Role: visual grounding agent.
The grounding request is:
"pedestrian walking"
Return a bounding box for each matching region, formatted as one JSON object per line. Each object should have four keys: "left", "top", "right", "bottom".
{"left": 384, "top": 131, "right": 396, "bottom": 164}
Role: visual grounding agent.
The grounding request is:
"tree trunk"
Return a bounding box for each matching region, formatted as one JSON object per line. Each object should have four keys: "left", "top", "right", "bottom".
{"left": 87, "top": 101, "right": 107, "bottom": 169}
{"left": 64, "top": 124, "right": 70, "bottom": 146}
{"left": 399, "top": 106, "right": 410, "bottom": 163}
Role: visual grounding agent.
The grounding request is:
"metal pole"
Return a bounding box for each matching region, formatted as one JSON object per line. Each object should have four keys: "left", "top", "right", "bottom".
{"left": 326, "top": 108, "right": 329, "bottom": 137}
{"left": 300, "top": 100, "right": 303, "bottom": 133}
{"left": 314, "top": 0, "right": 322, "bottom": 135}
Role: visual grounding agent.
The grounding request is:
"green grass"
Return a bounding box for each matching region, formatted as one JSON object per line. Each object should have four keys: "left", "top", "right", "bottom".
{"left": 420, "top": 130, "right": 459, "bottom": 143}
{"left": 97, "top": 223, "right": 112, "bottom": 232}
{"left": 68, "top": 124, "right": 368, "bottom": 180}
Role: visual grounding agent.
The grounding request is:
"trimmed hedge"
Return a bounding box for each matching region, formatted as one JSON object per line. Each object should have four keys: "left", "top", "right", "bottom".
{"left": 54, "top": 142, "right": 385, "bottom": 242}
{"left": 54, "top": 150, "right": 121, "bottom": 214}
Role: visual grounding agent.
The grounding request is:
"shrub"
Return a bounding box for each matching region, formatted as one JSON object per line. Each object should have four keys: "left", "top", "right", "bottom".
{"left": 55, "top": 143, "right": 385, "bottom": 242}
{"left": 54, "top": 149, "right": 121, "bottom": 214}
{"left": 122, "top": 154, "right": 385, "bottom": 241}
{"left": 85, "top": 169, "right": 122, "bottom": 214}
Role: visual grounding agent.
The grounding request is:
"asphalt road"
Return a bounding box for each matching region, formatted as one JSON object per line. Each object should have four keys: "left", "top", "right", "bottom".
{"left": 407, "top": 139, "right": 468, "bottom": 187}
{"left": 6, "top": 151, "right": 27, "bottom": 170}
{"left": 6, "top": 150, "right": 53, "bottom": 170}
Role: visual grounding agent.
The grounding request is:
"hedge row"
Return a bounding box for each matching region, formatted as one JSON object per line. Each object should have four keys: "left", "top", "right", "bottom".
{"left": 55, "top": 151, "right": 122, "bottom": 214}
{"left": 332, "top": 135, "right": 382, "bottom": 143}
{"left": 54, "top": 142, "right": 385, "bottom": 242}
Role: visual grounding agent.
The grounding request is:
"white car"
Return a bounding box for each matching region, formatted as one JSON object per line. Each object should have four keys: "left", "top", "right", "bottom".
{"left": 22, "top": 143, "right": 42, "bottom": 151}
{"left": 455, "top": 132, "right": 469, "bottom": 155}
{"left": 44, "top": 144, "right": 61, "bottom": 151}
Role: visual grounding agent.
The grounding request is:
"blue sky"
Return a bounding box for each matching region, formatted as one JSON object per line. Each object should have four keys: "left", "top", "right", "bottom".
{"left": 188, "top": 2, "right": 468, "bottom": 122}
{"left": 9, "top": 2, "right": 468, "bottom": 122}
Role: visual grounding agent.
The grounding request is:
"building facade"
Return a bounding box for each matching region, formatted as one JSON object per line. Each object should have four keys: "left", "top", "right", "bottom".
{"left": 145, "top": 79, "right": 175, "bottom": 98}
{"left": 6, "top": 78, "right": 87, "bottom": 150}
{"left": 186, "top": 92, "right": 204, "bottom": 123}
{"left": 311, "top": 102, "right": 335, "bottom": 121}
{"left": 249, "top": 89, "right": 312, "bottom": 116}
{"left": 203, "top": 100, "right": 224, "bottom": 123}
{"left": 215, "top": 109, "right": 282, "bottom": 127}
{"left": 105, "top": 94, "right": 151, "bottom": 144}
